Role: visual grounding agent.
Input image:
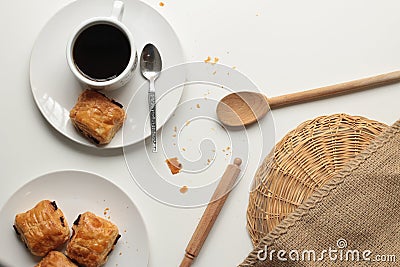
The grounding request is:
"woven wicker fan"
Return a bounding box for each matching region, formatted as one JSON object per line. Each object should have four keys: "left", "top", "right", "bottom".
{"left": 247, "top": 114, "right": 388, "bottom": 246}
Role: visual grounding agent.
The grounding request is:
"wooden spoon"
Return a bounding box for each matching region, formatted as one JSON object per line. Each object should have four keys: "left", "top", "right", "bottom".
{"left": 217, "top": 70, "right": 400, "bottom": 127}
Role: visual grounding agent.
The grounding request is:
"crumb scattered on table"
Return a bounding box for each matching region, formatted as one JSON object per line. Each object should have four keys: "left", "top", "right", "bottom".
{"left": 159, "top": 2, "right": 165, "bottom": 7}
{"left": 166, "top": 157, "right": 182, "bottom": 175}
{"left": 182, "top": 148, "right": 186, "bottom": 151}
{"left": 185, "top": 120, "right": 190, "bottom": 126}
{"left": 180, "top": 186, "right": 188, "bottom": 194}
{"left": 196, "top": 104, "right": 200, "bottom": 108}
{"left": 103, "top": 207, "right": 110, "bottom": 216}
{"left": 204, "top": 56, "right": 219, "bottom": 64}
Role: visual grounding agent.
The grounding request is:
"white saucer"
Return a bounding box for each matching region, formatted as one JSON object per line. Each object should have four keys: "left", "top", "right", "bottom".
{"left": 0, "top": 170, "right": 149, "bottom": 267}
{"left": 30, "top": 0, "right": 184, "bottom": 148}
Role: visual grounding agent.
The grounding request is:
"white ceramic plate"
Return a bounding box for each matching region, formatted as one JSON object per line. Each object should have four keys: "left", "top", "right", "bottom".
{"left": 0, "top": 170, "right": 149, "bottom": 267}
{"left": 30, "top": 0, "right": 184, "bottom": 148}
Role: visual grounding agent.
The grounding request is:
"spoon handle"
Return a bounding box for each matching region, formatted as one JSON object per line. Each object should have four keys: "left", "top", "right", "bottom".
{"left": 267, "top": 70, "right": 400, "bottom": 109}
{"left": 148, "top": 79, "right": 157, "bottom": 152}
{"left": 179, "top": 158, "right": 242, "bottom": 267}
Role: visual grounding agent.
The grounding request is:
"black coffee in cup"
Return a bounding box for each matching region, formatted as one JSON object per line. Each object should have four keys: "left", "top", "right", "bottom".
{"left": 72, "top": 23, "right": 131, "bottom": 81}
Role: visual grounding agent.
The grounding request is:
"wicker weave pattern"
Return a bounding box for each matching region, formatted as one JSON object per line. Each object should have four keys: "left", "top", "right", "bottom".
{"left": 247, "top": 114, "right": 388, "bottom": 246}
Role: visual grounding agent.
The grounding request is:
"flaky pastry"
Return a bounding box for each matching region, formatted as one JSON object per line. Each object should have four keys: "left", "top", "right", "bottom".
{"left": 66, "top": 212, "right": 120, "bottom": 267}
{"left": 35, "top": 251, "right": 77, "bottom": 267}
{"left": 69, "top": 90, "right": 126, "bottom": 145}
{"left": 14, "top": 200, "right": 70, "bottom": 257}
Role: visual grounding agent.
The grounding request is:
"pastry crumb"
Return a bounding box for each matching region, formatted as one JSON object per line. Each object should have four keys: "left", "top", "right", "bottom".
{"left": 213, "top": 71, "right": 217, "bottom": 75}
{"left": 182, "top": 148, "right": 186, "bottom": 151}
{"left": 185, "top": 120, "right": 190, "bottom": 126}
{"left": 103, "top": 207, "right": 110, "bottom": 216}
{"left": 205, "top": 56, "right": 219, "bottom": 64}
{"left": 166, "top": 157, "right": 182, "bottom": 175}
{"left": 196, "top": 104, "right": 200, "bottom": 108}
{"left": 159, "top": 2, "right": 165, "bottom": 7}
{"left": 180, "top": 186, "right": 188, "bottom": 194}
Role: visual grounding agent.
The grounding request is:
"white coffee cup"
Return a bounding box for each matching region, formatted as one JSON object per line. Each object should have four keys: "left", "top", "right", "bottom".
{"left": 66, "top": 1, "right": 137, "bottom": 91}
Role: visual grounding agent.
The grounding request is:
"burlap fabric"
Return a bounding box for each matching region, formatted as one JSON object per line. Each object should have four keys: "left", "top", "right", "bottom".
{"left": 240, "top": 120, "right": 400, "bottom": 266}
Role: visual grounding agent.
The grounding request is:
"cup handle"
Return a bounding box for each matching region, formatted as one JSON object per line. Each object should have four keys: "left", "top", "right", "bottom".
{"left": 111, "top": 1, "right": 124, "bottom": 21}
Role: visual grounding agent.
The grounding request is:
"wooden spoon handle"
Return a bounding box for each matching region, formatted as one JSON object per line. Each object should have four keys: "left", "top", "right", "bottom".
{"left": 267, "top": 70, "right": 400, "bottom": 109}
{"left": 179, "top": 158, "right": 242, "bottom": 267}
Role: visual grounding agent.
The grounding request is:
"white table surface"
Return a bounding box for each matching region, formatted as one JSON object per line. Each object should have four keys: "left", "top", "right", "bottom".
{"left": 1, "top": 0, "right": 399, "bottom": 266}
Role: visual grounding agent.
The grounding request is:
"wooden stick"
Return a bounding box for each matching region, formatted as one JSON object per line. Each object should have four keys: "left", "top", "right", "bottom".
{"left": 179, "top": 158, "right": 242, "bottom": 267}
{"left": 267, "top": 70, "right": 400, "bottom": 109}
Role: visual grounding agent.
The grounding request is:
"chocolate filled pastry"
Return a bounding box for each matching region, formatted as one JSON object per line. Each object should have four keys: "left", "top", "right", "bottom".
{"left": 66, "top": 212, "right": 120, "bottom": 267}
{"left": 35, "top": 251, "right": 77, "bottom": 267}
{"left": 13, "top": 200, "right": 70, "bottom": 257}
{"left": 69, "top": 90, "right": 126, "bottom": 145}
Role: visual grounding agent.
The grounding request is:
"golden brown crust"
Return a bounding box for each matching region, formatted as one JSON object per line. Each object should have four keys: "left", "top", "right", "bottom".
{"left": 14, "top": 200, "right": 70, "bottom": 257}
{"left": 165, "top": 157, "right": 182, "bottom": 175}
{"left": 66, "top": 212, "right": 120, "bottom": 267}
{"left": 35, "top": 251, "right": 77, "bottom": 267}
{"left": 69, "top": 90, "right": 126, "bottom": 145}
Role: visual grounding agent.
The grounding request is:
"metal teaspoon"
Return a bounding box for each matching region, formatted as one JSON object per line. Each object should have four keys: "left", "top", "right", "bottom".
{"left": 140, "top": 43, "right": 162, "bottom": 152}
